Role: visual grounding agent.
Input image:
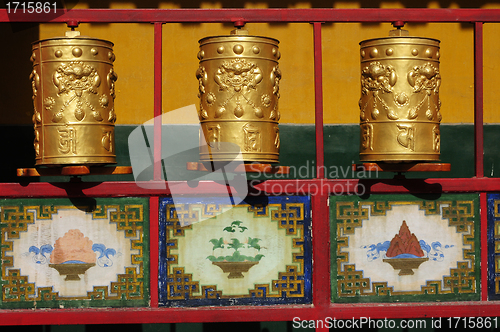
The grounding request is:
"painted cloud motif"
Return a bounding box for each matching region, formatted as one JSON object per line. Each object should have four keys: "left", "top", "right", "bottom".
{"left": 362, "top": 221, "right": 454, "bottom": 263}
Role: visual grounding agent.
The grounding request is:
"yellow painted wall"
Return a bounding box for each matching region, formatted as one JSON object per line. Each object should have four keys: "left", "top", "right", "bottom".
{"left": 32, "top": 2, "right": 500, "bottom": 125}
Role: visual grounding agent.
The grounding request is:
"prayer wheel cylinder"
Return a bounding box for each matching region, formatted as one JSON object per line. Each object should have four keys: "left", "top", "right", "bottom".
{"left": 197, "top": 29, "right": 281, "bottom": 163}
{"left": 359, "top": 30, "right": 442, "bottom": 162}
{"left": 31, "top": 31, "right": 117, "bottom": 166}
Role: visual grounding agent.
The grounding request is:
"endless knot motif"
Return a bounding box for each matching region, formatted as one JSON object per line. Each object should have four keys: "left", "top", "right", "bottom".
{"left": 166, "top": 267, "right": 200, "bottom": 300}
{"left": 109, "top": 267, "right": 144, "bottom": 300}
{"left": 271, "top": 266, "right": 304, "bottom": 298}
{"left": 271, "top": 203, "right": 304, "bottom": 235}
{"left": 106, "top": 204, "right": 144, "bottom": 238}
{"left": 441, "top": 200, "right": 474, "bottom": 233}
{"left": 335, "top": 202, "right": 369, "bottom": 235}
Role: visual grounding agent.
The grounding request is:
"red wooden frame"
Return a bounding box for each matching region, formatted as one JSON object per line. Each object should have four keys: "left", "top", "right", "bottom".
{"left": 0, "top": 8, "right": 498, "bottom": 330}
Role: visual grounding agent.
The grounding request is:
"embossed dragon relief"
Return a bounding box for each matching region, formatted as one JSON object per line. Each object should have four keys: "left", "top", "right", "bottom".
{"left": 359, "top": 61, "right": 442, "bottom": 123}
{"left": 407, "top": 63, "right": 442, "bottom": 122}
{"left": 30, "top": 61, "right": 117, "bottom": 125}
{"left": 30, "top": 61, "right": 117, "bottom": 157}
{"left": 359, "top": 61, "right": 441, "bottom": 153}
{"left": 196, "top": 58, "right": 281, "bottom": 121}
{"left": 359, "top": 62, "right": 398, "bottom": 121}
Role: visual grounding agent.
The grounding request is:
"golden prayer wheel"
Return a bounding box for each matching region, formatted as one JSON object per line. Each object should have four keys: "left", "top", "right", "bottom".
{"left": 196, "top": 28, "right": 281, "bottom": 164}
{"left": 359, "top": 29, "right": 442, "bottom": 162}
{"left": 30, "top": 31, "right": 117, "bottom": 166}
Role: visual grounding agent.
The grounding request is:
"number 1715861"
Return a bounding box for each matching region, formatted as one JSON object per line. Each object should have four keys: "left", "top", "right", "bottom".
{"left": 447, "top": 317, "right": 498, "bottom": 329}
{"left": 6, "top": 2, "right": 57, "bottom": 14}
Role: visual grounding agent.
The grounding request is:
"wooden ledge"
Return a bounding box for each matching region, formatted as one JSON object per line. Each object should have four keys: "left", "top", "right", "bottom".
{"left": 17, "top": 166, "right": 133, "bottom": 177}
{"left": 187, "top": 162, "right": 290, "bottom": 174}
{"left": 352, "top": 163, "right": 451, "bottom": 173}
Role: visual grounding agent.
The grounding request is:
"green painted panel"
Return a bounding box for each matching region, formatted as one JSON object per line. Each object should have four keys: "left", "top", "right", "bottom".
{"left": 51, "top": 326, "right": 85, "bottom": 332}
{"left": 202, "top": 322, "right": 261, "bottom": 332}
{"left": 0, "top": 124, "right": 483, "bottom": 183}
{"left": 330, "top": 193, "right": 480, "bottom": 303}
{"left": 324, "top": 124, "right": 475, "bottom": 179}
{"left": 0, "top": 197, "right": 149, "bottom": 309}
{"left": 142, "top": 324, "right": 172, "bottom": 332}
{"left": 484, "top": 124, "right": 500, "bottom": 178}
{"left": 260, "top": 321, "right": 289, "bottom": 332}
{"left": 177, "top": 323, "right": 203, "bottom": 332}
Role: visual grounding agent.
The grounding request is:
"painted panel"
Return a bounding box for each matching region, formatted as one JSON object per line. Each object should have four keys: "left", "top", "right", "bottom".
{"left": 158, "top": 196, "right": 311, "bottom": 306}
{"left": 331, "top": 194, "right": 479, "bottom": 302}
{"left": 0, "top": 197, "right": 149, "bottom": 308}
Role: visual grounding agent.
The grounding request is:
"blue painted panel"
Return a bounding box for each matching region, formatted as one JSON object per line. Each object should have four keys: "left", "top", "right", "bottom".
{"left": 158, "top": 195, "right": 311, "bottom": 306}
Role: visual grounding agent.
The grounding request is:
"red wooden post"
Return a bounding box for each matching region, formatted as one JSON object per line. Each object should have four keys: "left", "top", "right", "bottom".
{"left": 154, "top": 22, "right": 164, "bottom": 181}
{"left": 312, "top": 193, "right": 330, "bottom": 308}
{"left": 480, "top": 192, "right": 488, "bottom": 301}
{"left": 149, "top": 196, "right": 159, "bottom": 307}
{"left": 474, "top": 22, "right": 484, "bottom": 178}
{"left": 313, "top": 22, "right": 325, "bottom": 179}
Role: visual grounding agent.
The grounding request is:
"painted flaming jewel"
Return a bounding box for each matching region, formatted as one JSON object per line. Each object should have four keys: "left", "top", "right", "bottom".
{"left": 383, "top": 221, "right": 428, "bottom": 276}
{"left": 386, "top": 220, "right": 424, "bottom": 258}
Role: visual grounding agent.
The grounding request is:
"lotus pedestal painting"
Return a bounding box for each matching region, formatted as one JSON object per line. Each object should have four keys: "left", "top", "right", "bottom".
{"left": 0, "top": 198, "right": 149, "bottom": 309}
{"left": 331, "top": 194, "right": 479, "bottom": 303}
{"left": 159, "top": 196, "right": 312, "bottom": 306}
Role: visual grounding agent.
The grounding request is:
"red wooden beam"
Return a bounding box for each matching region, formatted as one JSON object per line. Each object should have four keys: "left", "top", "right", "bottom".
{"left": 0, "top": 305, "right": 317, "bottom": 326}
{"left": 2, "top": 301, "right": 500, "bottom": 325}
{"left": 2, "top": 8, "right": 500, "bottom": 23}
{"left": 254, "top": 177, "right": 500, "bottom": 195}
{"left": 5, "top": 177, "right": 500, "bottom": 198}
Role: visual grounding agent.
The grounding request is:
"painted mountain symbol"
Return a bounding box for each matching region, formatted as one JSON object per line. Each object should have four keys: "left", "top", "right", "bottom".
{"left": 386, "top": 220, "right": 424, "bottom": 258}
{"left": 383, "top": 220, "right": 428, "bottom": 275}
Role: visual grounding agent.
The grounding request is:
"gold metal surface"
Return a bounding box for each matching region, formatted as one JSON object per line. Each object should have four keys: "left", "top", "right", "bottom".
{"left": 31, "top": 31, "right": 117, "bottom": 166}
{"left": 359, "top": 30, "right": 441, "bottom": 162}
{"left": 197, "top": 28, "right": 281, "bottom": 163}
